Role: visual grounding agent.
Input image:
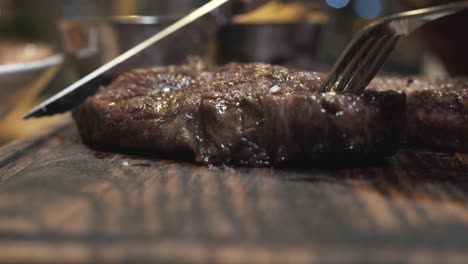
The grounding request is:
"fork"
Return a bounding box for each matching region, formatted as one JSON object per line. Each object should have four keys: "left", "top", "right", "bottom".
{"left": 320, "top": 1, "right": 468, "bottom": 93}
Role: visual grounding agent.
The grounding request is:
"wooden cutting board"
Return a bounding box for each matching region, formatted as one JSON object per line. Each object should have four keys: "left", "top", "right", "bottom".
{"left": 0, "top": 120, "right": 468, "bottom": 263}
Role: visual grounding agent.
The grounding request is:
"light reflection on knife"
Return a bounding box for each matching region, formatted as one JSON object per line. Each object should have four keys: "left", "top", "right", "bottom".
{"left": 23, "top": 0, "right": 231, "bottom": 119}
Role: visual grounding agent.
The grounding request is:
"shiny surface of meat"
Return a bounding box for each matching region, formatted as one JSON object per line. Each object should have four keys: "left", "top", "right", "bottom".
{"left": 73, "top": 61, "right": 406, "bottom": 166}
{"left": 370, "top": 77, "right": 468, "bottom": 152}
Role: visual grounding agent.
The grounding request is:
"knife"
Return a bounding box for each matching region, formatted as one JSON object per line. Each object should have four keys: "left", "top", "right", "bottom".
{"left": 23, "top": 0, "right": 231, "bottom": 119}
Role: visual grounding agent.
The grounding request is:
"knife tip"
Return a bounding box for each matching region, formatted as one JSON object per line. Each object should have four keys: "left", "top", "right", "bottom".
{"left": 22, "top": 111, "right": 37, "bottom": 120}
{"left": 22, "top": 113, "right": 34, "bottom": 120}
{"left": 22, "top": 105, "right": 45, "bottom": 119}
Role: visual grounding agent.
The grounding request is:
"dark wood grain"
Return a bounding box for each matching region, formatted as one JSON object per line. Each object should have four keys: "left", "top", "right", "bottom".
{"left": 0, "top": 122, "right": 467, "bottom": 263}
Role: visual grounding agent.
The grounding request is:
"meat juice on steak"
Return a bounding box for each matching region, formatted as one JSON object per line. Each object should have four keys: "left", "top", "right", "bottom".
{"left": 369, "top": 77, "right": 468, "bottom": 152}
{"left": 73, "top": 61, "right": 407, "bottom": 166}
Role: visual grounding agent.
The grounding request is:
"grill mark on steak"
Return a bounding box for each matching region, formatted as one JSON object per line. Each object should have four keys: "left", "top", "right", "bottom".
{"left": 73, "top": 60, "right": 407, "bottom": 166}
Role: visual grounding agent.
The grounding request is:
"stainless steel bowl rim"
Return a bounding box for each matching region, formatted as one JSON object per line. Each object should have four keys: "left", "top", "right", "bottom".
{"left": 64, "top": 15, "right": 182, "bottom": 25}
{"left": 0, "top": 54, "right": 63, "bottom": 75}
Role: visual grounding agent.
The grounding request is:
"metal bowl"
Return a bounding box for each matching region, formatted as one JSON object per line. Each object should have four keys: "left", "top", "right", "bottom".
{"left": 217, "top": 22, "right": 324, "bottom": 68}
{"left": 0, "top": 42, "right": 63, "bottom": 117}
{"left": 58, "top": 15, "right": 218, "bottom": 81}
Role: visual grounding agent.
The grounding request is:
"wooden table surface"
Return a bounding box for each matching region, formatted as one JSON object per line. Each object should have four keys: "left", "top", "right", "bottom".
{"left": 0, "top": 121, "right": 468, "bottom": 263}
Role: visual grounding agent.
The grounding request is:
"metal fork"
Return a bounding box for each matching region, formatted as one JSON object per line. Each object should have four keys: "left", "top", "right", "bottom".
{"left": 320, "top": 1, "right": 468, "bottom": 93}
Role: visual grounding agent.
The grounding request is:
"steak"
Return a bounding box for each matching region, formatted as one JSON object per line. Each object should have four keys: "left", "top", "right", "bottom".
{"left": 369, "top": 77, "right": 468, "bottom": 152}
{"left": 73, "top": 60, "right": 406, "bottom": 166}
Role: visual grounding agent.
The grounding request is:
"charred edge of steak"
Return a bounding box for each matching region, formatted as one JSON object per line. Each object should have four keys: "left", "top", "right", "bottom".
{"left": 73, "top": 62, "right": 407, "bottom": 166}
{"left": 370, "top": 77, "right": 468, "bottom": 152}
{"left": 406, "top": 90, "right": 468, "bottom": 152}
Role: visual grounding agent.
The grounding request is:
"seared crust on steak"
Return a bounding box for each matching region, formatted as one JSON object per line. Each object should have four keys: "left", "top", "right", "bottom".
{"left": 73, "top": 61, "right": 407, "bottom": 166}
{"left": 370, "top": 77, "right": 468, "bottom": 152}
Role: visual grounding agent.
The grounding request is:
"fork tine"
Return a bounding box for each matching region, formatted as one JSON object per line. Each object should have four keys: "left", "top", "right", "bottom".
{"left": 331, "top": 35, "right": 377, "bottom": 91}
{"left": 342, "top": 34, "right": 393, "bottom": 92}
{"left": 321, "top": 31, "right": 376, "bottom": 92}
{"left": 349, "top": 36, "right": 400, "bottom": 93}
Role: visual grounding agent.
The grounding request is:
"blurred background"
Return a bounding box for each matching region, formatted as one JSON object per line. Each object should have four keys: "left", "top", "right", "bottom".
{"left": 0, "top": 0, "right": 467, "bottom": 145}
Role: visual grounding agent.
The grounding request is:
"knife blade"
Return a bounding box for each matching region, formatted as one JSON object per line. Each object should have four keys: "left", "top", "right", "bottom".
{"left": 23, "top": 0, "right": 231, "bottom": 119}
